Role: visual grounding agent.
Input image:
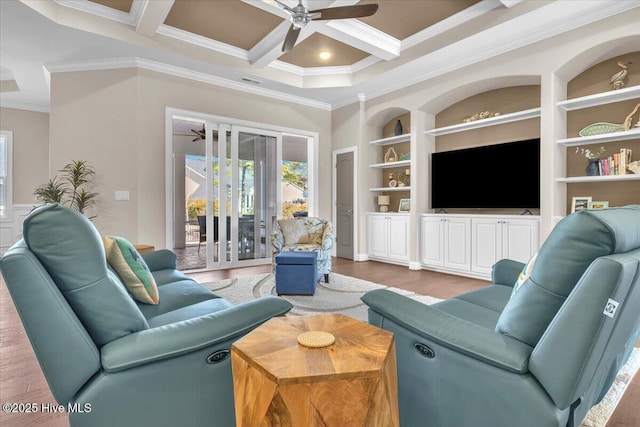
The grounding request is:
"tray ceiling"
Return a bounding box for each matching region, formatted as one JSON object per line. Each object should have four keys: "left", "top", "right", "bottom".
{"left": 1, "top": 0, "right": 638, "bottom": 111}
{"left": 87, "top": 0, "right": 482, "bottom": 68}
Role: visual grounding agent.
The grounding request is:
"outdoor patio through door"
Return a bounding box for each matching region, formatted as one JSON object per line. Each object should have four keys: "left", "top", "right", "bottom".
{"left": 169, "top": 109, "right": 314, "bottom": 271}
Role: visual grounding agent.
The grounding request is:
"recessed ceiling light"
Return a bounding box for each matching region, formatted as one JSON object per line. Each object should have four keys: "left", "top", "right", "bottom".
{"left": 319, "top": 51, "right": 331, "bottom": 60}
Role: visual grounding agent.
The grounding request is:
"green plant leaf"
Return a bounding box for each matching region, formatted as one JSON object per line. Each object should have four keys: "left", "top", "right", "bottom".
{"left": 33, "top": 177, "right": 66, "bottom": 204}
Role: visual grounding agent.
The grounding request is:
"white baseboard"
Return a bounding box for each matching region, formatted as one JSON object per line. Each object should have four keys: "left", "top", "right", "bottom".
{"left": 408, "top": 261, "right": 422, "bottom": 270}
{"left": 354, "top": 253, "right": 369, "bottom": 262}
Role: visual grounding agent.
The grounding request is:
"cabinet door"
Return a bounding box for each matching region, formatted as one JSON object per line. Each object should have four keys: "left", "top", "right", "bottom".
{"left": 387, "top": 216, "right": 409, "bottom": 261}
{"left": 471, "top": 218, "right": 501, "bottom": 276}
{"left": 420, "top": 216, "right": 444, "bottom": 266}
{"left": 444, "top": 218, "right": 471, "bottom": 271}
{"left": 502, "top": 219, "right": 539, "bottom": 263}
{"left": 367, "top": 215, "right": 389, "bottom": 259}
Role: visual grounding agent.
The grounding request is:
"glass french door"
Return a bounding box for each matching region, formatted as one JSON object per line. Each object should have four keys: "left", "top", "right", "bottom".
{"left": 204, "top": 125, "right": 281, "bottom": 269}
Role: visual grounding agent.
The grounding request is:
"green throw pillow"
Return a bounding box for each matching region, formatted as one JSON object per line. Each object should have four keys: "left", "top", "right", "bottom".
{"left": 511, "top": 252, "right": 538, "bottom": 298}
{"left": 103, "top": 236, "right": 159, "bottom": 305}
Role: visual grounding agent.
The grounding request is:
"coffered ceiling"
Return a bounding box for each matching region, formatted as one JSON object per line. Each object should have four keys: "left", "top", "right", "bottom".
{"left": 1, "top": 0, "right": 639, "bottom": 111}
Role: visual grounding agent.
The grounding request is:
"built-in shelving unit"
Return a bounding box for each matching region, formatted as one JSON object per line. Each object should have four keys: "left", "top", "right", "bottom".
{"left": 424, "top": 108, "right": 541, "bottom": 136}
{"left": 556, "top": 174, "right": 640, "bottom": 183}
{"left": 369, "top": 160, "right": 411, "bottom": 169}
{"left": 557, "top": 85, "right": 640, "bottom": 111}
{"left": 369, "top": 133, "right": 411, "bottom": 146}
{"left": 556, "top": 85, "right": 639, "bottom": 185}
{"left": 369, "top": 186, "right": 413, "bottom": 192}
{"left": 369, "top": 130, "right": 411, "bottom": 193}
{"left": 556, "top": 128, "right": 640, "bottom": 147}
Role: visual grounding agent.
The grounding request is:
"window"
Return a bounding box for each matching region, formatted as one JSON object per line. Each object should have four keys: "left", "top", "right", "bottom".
{"left": 0, "top": 130, "right": 12, "bottom": 219}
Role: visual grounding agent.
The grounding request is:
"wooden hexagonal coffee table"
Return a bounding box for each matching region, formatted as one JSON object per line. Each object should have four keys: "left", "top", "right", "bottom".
{"left": 231, "top": 313, "right": 399, "bottom": 426}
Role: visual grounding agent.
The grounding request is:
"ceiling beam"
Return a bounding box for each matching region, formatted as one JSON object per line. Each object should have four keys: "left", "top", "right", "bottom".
{"left": 135, "top": 0, "right": 175, "bottom": 36}
{"left": 499, "top": 0, "right": 526, "bottom": 7}
{"left": 248, "top": 20, "right": 294, "bottom": 67}
{"left": 318, "top": 20, "right": 400, "bottom": 61}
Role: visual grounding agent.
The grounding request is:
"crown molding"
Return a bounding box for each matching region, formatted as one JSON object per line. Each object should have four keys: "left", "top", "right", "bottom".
{"left": 44, "top": 57, "right": 332, "bottom": 111}
{"left": 270, "top": 54, "right": 379, "bottom": 77}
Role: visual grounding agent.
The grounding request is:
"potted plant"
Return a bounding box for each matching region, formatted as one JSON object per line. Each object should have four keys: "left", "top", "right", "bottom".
{"left": 34, "top": 160, "right": 99, "bottom": 217}
{"left": 575, "top": 146, "right": 606, "bottom": 176}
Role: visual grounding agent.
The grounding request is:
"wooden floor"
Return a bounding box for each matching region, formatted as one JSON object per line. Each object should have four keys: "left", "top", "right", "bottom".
{"left": 1, "top": 258, "right": 638, "bottom": 426}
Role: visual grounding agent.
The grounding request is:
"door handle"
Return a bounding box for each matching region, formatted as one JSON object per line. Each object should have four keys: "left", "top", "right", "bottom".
{"left": 347, "top": 209, "right": 353, "bottom": 214}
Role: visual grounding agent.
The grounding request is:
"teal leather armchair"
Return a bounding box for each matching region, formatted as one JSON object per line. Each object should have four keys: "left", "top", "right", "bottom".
{"left": 0, "top": 204, "right": 292, "bottom": 427}
{"left": 362, "top": 205, "right": 640, "bottom": 427}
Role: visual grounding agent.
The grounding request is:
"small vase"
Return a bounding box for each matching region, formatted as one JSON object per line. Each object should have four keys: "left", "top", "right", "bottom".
{"left": 394, "top": 120, "right": 403, "bottom": 136}
{"left": 586, "top": 158, "right": 600, "bottom": 176}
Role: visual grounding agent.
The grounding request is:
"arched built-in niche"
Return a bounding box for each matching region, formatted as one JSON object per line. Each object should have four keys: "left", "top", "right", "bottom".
{"left": 366, "top": 107, "right": 411, "bottom": 213}
{"left": 417, "top": 79, "right": 542, "bottom": 214}
{"left": 433, "top": 85, "right": 541, "bottom": 153}
{"left": 419, "top": 76, "right": 541, "bottom": 117}
{"left": 561, "top": 50, "right": 640, "bottom": 211}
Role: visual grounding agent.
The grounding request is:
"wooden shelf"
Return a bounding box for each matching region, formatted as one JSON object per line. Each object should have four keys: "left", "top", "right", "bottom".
{"left": 369, "top": 133, "right": 411, "bottom": 146}
{"left": 369, "top": 160, "right": 411, "bottom": 169}
{"left": 556, "top": 174, "right": 640, "bottom": 183}
{"left": 557, "top": 85, "right": 640, "bottom": 111}
{"left": 556, "top": 128, "right": 640, "bottom": 146}
{"left": 370, "top": 186, "right": 412, "bottom": 192}
{"left": 424, "top": 108, "right": 541, "bottom": 136}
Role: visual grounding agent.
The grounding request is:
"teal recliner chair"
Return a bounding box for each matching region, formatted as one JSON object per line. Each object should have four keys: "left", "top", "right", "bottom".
{"left": 0, "top": 204, "right": 292, "bottom": 427}
{"left": 362, "top": 205, "right": 640, "bottom": 427}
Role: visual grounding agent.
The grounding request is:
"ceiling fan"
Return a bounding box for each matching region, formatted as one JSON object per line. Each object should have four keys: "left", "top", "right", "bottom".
{"left": 190, "top": 125, "right": 219, "bottom": 142}
{"left": 265, "top": 0, "right": 379, "bottom": 52}
{"left": 191, "top": 125, "right": 205, "bottom": 142}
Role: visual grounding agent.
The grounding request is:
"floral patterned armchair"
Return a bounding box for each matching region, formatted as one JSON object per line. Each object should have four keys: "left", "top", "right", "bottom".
{"left": 271, "top": 217, "right": 334, "bottom": 283}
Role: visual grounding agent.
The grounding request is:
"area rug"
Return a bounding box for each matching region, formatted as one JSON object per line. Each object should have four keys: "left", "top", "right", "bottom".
{"left": 204, "top": 272, "right": 443, "bottom": 321}
{"left": 202, "top": 273, "right": 640, "bottom": 426}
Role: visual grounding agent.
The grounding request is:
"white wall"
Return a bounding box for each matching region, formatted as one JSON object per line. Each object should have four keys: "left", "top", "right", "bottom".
{"left": 0, "top": 107, "right": 49, "bottom": 252}
{"left": 48, "top": 68, "right": 331, "bottom": 249}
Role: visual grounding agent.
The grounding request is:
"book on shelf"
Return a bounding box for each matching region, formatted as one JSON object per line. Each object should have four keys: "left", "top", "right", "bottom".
{"left": 597, "top": 149, "right": 633, "bottom": 176}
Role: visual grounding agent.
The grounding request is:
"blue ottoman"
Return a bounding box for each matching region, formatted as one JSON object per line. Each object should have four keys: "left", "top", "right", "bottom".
{"left": 275, "top": 251, "right": 321, "bottom": 295}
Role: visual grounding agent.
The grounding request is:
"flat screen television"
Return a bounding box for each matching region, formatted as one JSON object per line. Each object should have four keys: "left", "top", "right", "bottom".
{"left": 431, "top": 138, "right": 540, "bottom": 210}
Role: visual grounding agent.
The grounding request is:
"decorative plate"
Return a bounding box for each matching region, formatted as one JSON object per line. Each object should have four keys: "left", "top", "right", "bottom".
{"left": 579, "top": 122, "right": 625, "bottom": 137}
{"left": 389, "top": 179, "right": 397, "bottom": 188}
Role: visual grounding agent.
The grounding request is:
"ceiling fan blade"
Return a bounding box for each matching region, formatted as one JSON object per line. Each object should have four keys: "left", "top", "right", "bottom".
{"left": 310, "top": 4, "right": 378, "bottom": 20}
{"left": 282, "top": 24, "right": 301, "bottom": 52}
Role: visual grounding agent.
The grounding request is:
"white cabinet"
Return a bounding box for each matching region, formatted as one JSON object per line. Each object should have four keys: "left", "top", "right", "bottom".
{"left": 367, "top": 213, "right": 409, "bottom": 264}
{"left": 420, "top": 214, "right": 539, "bottom": 279}
{"left": 471, "top": 217, "right": 539, "bottom": 276}
{"left": 420, "top": 215, "right": 471, "bottom": 272}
